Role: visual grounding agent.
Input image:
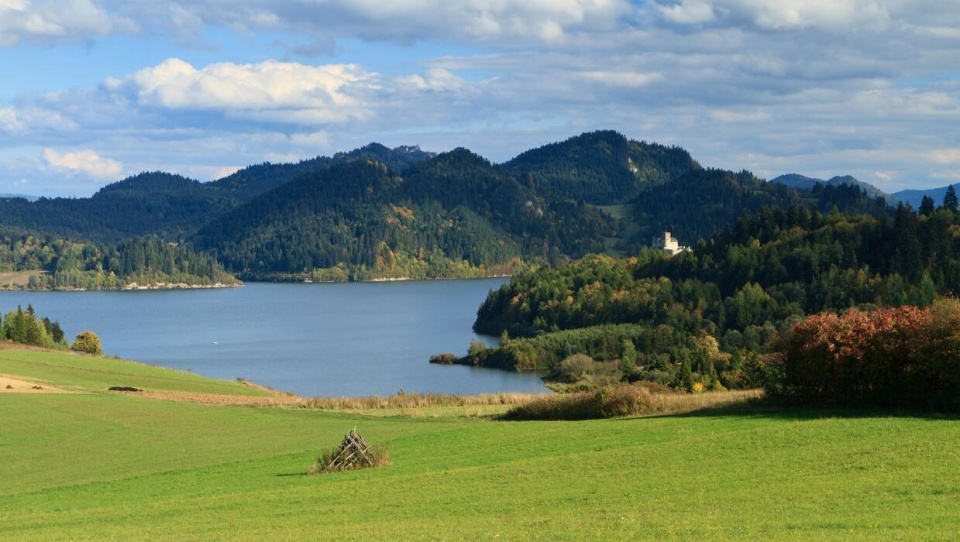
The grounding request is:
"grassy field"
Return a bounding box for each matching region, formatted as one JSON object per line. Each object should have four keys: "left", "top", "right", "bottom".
{"left": 3, "top": 345, "right": 960, "bottom": 540}
{"left": 0, "top": 270, "right": 42, "bottom": 289}
{"left": 593, "top": 203, "right": 640, "bottom": 257}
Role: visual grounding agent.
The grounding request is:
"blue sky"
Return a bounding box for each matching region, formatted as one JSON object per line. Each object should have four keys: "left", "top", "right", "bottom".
{"left": 1, "top": 0, "right": 958, "bottom": 197}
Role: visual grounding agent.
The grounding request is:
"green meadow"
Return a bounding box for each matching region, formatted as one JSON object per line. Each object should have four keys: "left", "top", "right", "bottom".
{"left": 3, "top": 347, "right": 960, "bottom": 540}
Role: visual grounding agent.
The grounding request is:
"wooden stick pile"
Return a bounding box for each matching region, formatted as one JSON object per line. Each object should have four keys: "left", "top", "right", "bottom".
{"left": 324, "top": 428, "right": 377, "bottom": 472}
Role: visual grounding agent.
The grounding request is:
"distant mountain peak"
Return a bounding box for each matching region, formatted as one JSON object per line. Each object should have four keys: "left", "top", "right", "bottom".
{"left": 770, "top": 173, "right": 898, "bottom": 205}
{"left": 93, "top": 171, "right": 202, "bottom": 198}
{"left": 503, "top": 130, "right": 700, "bottom": 205}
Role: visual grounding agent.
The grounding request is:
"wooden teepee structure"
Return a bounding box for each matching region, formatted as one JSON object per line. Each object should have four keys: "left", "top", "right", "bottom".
{"left": 323, "top": 428, "right": 379, "bottom": 472}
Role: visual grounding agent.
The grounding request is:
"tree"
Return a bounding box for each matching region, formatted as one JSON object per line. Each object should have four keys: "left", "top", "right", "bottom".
{"left": 71, "top": 331, "right": 103, "bottom": 355}
{"left": 920, "top": 195, "right": 935, "bottom": 217}
{"left": 943, "top": 185, "right": 958, "bottom": 212}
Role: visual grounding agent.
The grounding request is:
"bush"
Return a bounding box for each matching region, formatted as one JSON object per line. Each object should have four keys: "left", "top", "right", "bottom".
{"left": 71, "top": 331, "right": 103, "bottom": 355}
{"left": 773, "top": 300, "right": 960, "bottom": 411}
{"left": 428, "top": 353, "right": 457, "bottom": 365}
{"left": 501, "top": 384, "right": 655, "bottom": 421}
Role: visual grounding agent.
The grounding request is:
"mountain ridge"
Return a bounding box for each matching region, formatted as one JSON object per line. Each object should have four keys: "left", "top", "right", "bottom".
{"left": 770, "top": 173, "right": 898, "bottom": 206}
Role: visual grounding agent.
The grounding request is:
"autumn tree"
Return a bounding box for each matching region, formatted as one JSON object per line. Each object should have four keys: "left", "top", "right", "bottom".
{"left": 71, "top": 331, "right": 103, "bottom": 355}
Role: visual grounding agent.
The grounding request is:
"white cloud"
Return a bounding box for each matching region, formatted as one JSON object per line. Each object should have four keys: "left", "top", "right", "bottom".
{"left": 656, "top": 0, "right": 891, "bottom": 31}
{"left": 0, "top": 0, "right": 636, "bottom": 49}
{"left": 42, "top": 148, "right": 122, "bottom": 180}
{"left": 396, "top": 68, "right": 477, "bottom": 94}
{"left": 658, "top": 0, "right": 716, "bottom": 24}
{"left": 0, "top": 106, "right": 78, "bottom": 134}
{"left": 1, "top": 1, "right": 959, "bottom": 198}
{"left": 127, "top": 58, "right": 374, "bottom": 124}
{"left": 924, "top": 148, "right": 960, "bottom": 165}
{"left": 142, "top": 0, "right": 634, "bottom": 45}
{"left": 710, "top": 109, "right": 771, "bottom": 122}
{"left": 731, "top": 0, "right": 890, "bottom": 31}
{"left": 580, "top": 70, "right": 663, "bottom": 88}
{"left": 0, "top": 0, "right": 135, "bottom": 45}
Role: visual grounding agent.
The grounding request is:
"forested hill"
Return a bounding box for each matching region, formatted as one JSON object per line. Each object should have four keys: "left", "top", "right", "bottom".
{"left": 464, "top": 202, "right": 957, "bottom": 391}
{"left": 0, "top": 172, "right": 238, "bottom": 241}
{"left": 503, "top": 130, "right": 701, "bottom": 205}
{"left": 210, "top": 143, "right": 435, "bottom": 201}
{"left": 0, "top": 226, "right": 237, "bottom": 290}
{"left": 624, "top": 169, "right": 889, "bottom": 249}
{"left": 0, "top": 145, "right": 436, "bottom": 242}
{"left": 193, "top": 153, "right": 614, "bottom": 281}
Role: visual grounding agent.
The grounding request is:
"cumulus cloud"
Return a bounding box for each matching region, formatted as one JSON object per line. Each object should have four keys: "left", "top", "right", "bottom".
{"left": 0, "top": 0, "right": 635, "bottom": 48}
{"left": 0, "top": 0, "right": 135, "bottom": 45}
{"left": 134, "top": 0, "right": 633, "bottom": 45}
{"left": 42, "top": 148, "right": 122, "bottom": 180}
{"left": 0, "top": 106, "right": 78, "bottom": 134}
{"left": 924, "top": 148, "right": 960, "bottom": 165}
{"left": 580, "top": 70, "right": 664, "bottom": 88}
{"left": 395, "top": 68, "right": 478, "bottom": 94}
{"left": 123, "top": 58, "right": 375, "bottom": 124}
{"left": 658, "top": 0, "right": 716, "bottom": 25}
{"left": 1, "top": 1, "right": 959, "bottom": 197}
{"left": 655, "top": 0, "right": 891, "bottom": 31}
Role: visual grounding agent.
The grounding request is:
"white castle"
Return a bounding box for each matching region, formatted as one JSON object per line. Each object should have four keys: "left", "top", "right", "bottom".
{"left": 654, "top": 231, "right": 689, "bottom": 255}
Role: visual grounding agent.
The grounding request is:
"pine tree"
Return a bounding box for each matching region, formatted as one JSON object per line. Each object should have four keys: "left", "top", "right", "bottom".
{"left": 943, "top": 185, "right": 958, "bottom": 212}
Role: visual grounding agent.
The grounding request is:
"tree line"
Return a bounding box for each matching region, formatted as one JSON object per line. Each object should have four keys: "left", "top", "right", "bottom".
{"left": 0, "top": 228, "right": 238, "bottom": 290}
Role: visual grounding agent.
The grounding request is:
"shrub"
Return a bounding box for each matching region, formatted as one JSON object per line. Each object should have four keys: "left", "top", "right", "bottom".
{"left": 501, "top": 383, "right": 654, "bottom": 421}
{"left": 71, "top": 331, "right": 103, "bottom": 355}
{"left": 428, "top": 353, "right": 457, "bottom": 365}
{"left": 773, "top": 300, "right": 960, "bottom": 411}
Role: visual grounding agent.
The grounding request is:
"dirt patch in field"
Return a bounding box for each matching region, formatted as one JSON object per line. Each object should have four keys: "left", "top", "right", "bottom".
{"left": 0, "top": 374, "right": 68, "bottom": 394}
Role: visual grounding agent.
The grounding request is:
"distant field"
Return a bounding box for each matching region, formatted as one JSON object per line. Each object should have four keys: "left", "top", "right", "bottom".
{"left": 0, "top": 270, "right": 42, "bottom": 289}
{"left": 0, "top": 345, "right": 270, "bottom": 396}
{"left": 2, "top": 346, "right": 959, "bottom": 540}
{"left": 594, "top": 204, "right": 640, "bottom": 257}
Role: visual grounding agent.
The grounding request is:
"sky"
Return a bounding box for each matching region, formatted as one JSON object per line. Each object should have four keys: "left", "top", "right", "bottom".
{"left": 1, "top": 0, "right": 958, "bottom": 198}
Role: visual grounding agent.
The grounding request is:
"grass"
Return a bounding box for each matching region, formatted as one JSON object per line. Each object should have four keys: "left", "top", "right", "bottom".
{"left": 0, "top": 343, "right": 269, "bottom": 396}
{"left": 0, "top": 269, "right": 43, "bottom": 289}
{"left": 503, "top": 385, "right": 762, "bottom": 420}
{"left": 592, "top": 203, "right": 641, "bottom": 257}
{"left": 3, "top": 346, "right": 960, "bottom": 540}
{"left": 303, "top": 391, "right": 541, "bottom": 418}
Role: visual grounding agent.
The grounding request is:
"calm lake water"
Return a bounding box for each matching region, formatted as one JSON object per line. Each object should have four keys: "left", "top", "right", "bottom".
{"left": 0, "top": 279, "right": 547, "bottom": 397}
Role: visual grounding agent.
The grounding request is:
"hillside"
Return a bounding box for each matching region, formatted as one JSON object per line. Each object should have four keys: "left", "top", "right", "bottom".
{"left": 503, "top": 130, "right": 701, "bottom": 204}
{"left": 0, "top": 145, "right": 436, "bottom": 243}
{"left": 210, "top": 143, "right": 435, "bottom": 201}
{"left": 623, "top": 169, "right": 888, "bottom": 249}
{"left": 0, "top": 227, "right": 238, "bottom": 290}
{"left": 467, "top": 201, "right": 952, "bottom": 392}
{"left": 193, "top": 154, "right": 613, "bottom": 280}
{"left": 2, "top": 346, "right": 958, "bottom": 539}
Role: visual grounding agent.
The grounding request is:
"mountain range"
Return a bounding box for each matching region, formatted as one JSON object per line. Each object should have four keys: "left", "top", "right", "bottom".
{"left": 770, "top": 173, "right": 959, "bottom": 211}
{"left": 892, "top": 186, "right": 957, "bottom": 210}
{"left": 0, "top": 131, "right": 901, "bottom": 283}
{"left": 770, "top": 173, "right": 899, "bottom": 206}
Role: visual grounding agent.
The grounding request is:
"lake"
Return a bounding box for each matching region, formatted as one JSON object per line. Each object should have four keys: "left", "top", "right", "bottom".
{"left": 0, "top": 279, "right": 547, "bottom": 397}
